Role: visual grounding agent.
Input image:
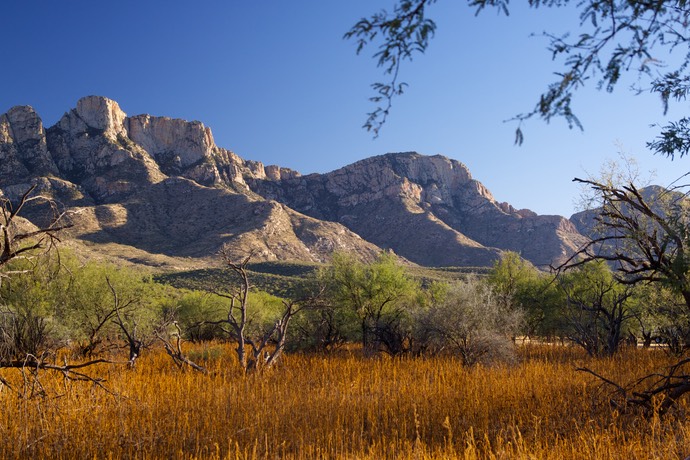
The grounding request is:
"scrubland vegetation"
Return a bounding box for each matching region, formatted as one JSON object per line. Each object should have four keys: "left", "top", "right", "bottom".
{"left": 2, "top": 248, "right": 690, "bottom": 459}
{"left": 2, "top": 345, "right": 689, "bottom": 459}
{"left": 4, "top": 185, "right": 690, "bottom": 459}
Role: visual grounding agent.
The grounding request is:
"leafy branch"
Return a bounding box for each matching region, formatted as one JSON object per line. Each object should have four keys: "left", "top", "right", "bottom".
{"left": 345, "top": 0, "right": 438, "bottom": 137}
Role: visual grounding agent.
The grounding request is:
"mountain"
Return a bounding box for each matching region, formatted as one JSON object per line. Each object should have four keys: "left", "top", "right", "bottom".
{"left": 247, "top": 153, "right": 588, "bottom": 267}
{"left": 0, "top": 96, "right": 588, "bottom": 269}
{"left": 0, "top": 97, "right": 380, "bottom": 267}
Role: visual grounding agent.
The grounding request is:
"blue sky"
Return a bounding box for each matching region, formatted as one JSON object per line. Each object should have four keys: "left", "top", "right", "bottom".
{"left": 1, "top": 1, "right": 686, "bottom": 217}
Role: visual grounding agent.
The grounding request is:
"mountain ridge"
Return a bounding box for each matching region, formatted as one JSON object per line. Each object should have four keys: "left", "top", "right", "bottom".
{"left": 1, "top": 95, "right": 588, "bottom": 269}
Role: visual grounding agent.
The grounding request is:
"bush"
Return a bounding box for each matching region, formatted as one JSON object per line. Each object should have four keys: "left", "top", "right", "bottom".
{"left": 416, "top": 277, "right": 523, "bottom": 365}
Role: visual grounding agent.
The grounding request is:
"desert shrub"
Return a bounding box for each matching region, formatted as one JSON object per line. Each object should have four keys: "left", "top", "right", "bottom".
{"left": 321, "top": 251, "right": 418, "bottom": 355}
{"left": 0, "top": 251, "right": 173, "bottom": 361}
{"left": 417, "top": 277, "right": 523, "bottom": 365}
{"left": 287, "top": 304, "right": 358, "bottom": 352}
{"left": 0, "top": 255, "right": 69, "bottom": 360}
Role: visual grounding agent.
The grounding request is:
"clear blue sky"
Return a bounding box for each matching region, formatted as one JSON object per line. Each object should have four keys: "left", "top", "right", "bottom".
{"left": 1, "top": 1, "right": 685, "bottom": 217}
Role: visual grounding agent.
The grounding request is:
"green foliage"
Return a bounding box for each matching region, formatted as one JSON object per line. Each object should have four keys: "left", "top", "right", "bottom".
{"left": 488, "top": 252, "right": 563, "bottom": 338}
{"left": 321, "top": 251, "right": 418, "bottom": 354}
{"left": 241, "top": 290, "right": 288, "bottom": 337}
{"left": 157, "top": 261, "right": 486, "bottom": 303}
{"left": 557, "top": 261, "right": 638, "bottom": 356}
{"left": 169, "top": 290, "right": 227, "bottom": 342}
{"left": 156, "top": 264, "right": 320, "bottom": 299}
{"left": 0, "top": 250, "right": 174, "bottom": 359}
{"left": 325, "top": 252, "right": 416, "bottom": 317}
{"left": 348, "top": 0, "right": 690, "bottom": 146}
{"left": 287, "top": 304, "right": 359, "bottom": 352}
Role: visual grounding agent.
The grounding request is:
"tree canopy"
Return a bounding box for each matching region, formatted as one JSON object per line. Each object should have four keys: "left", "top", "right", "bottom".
{"left": 347, "top": 0, "right": 690, "bottom": 148}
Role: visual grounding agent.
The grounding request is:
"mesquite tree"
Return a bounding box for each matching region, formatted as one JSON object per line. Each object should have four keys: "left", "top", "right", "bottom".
{"left": 563, "top": 177, "right": 690, "bottom": 415}
{"left": 558, "top": 261, "right": 637, "bottom": 357}
{"left": 0, "top": 186, "right": 117, "bottom": 397}
{"left": 321, "top": 251, "right": 416, "bottom": 356}
{"left": 348, "top": 0, "right": 690, "bottom": 146}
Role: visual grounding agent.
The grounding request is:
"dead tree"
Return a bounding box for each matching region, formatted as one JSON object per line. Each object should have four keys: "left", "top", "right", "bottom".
{"left": 0, "top": 185, "right": 72, "bottom": 281}
{"left": 78, "top": 306, "right": 119, "bottom": 358}
{"left": 212, "top": 251, "right": 322, "bottom": 372}
{"left": 563, "top": 179, "right": 690, "bottom": 307}
{"left": 156, "top": 321, "right": 208, "bottom": 374}
{"left": 579, "top": 358, "right": 690, "bottom": 417}
{"left": 106, "top": 278, "right": 145, "bottom": 369}
{"left": 561, "top": 178, "right": 690, "bottom": 415}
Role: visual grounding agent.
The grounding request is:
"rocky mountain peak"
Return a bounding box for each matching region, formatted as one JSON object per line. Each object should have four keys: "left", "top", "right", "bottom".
{"left": 320, "top": 152, "right": 497, "bottom": 211}
{"left": 246, "top": 150, "right": 587, "bottom": 267}
{"left": 0, "top": 105, "right": 57, "bottom": 182}
{"left": 4, "top": 105, "right": 45, "bottom": 144}
{"left": 45, "top": 97, "right": 166, "bottom": 202}
{"left": 388, "top": 153, "right": 472, "bottom": 186}
{"left": 74, "top": 96, "right": 128, "bottom": 138}
{"left": 126, "top": 114, "right": 215, "bottom": 173}
{"left": 0, "top": 96, "right": 590, "bottom": 268}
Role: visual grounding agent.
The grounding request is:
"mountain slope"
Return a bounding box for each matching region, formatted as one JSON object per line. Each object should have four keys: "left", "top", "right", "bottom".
{"left": 0, "top": 97, "right": 380, "bottom": 267}
{"left": 248, "top": 153, "right": 587, "bottom": 267}
{"left": 0, "top": 96, "right": 588, "bottom": 268}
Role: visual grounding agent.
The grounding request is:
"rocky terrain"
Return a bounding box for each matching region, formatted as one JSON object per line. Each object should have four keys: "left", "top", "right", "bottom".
{"left": 249, "top": 153, "right": 588, "bottom": 267}
{"left": 1, "top": 96, "right": 589, "bottom": 269}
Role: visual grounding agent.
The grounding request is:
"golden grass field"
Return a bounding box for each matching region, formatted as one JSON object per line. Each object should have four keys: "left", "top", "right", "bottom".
{"left": 1, "top": 345, "right": 689, "bottom": 459}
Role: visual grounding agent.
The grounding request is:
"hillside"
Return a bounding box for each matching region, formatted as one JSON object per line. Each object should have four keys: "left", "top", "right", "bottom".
{"left": 1, "top": 96, "right": 588, "bottom": 269}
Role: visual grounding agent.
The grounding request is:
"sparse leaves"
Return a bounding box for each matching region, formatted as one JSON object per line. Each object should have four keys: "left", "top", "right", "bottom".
{"left": 348, "top": 0, "right": 690, "bottom": 145}
{"left": 345, "top": 0, "right": 437, "bottom": 137}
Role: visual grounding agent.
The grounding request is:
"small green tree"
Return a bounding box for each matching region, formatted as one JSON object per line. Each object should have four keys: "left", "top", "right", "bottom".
{"left": 173, "top": 290, "right": 227, "bottom": 342}
{"left": 322, "top": 251, "right": 417, "bottom": 355}
{"left": 488, "top": 251, "right": 564, "bottom": 341}
{"left": 558, "top": 261, "right": 636, "bottom": 356}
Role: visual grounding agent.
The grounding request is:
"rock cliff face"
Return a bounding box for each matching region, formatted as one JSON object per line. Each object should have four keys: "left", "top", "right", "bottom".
{"left": 0, "top": 96, "right": 379, "bottom": 266}
{"left": 46, "top": 97, "right": 166, "bottom": 202}
{"left": 0, "top": 106, "right": 58, "bottom": 182}
{"left": 248, "top": 153, "right": 588, "bottom": 267}
{"left": 0, "top": 96, "right": 588, "bottom": 268}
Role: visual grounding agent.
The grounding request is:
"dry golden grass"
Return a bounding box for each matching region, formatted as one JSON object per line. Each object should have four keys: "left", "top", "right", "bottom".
{"left": 1, "top": 345, "right": 689, "bottom": 459}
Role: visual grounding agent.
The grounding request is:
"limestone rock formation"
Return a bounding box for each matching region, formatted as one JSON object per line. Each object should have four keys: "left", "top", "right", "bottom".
{"left": 248, "top": 152, "right": 588, "bottom": 267}
{"left": 0, "top": 105, "right": 58, "bottom": 183}
{"left": 0, "top": 96, "right": 589, "bottom": 268}
{"left": 0, "top": 96, "right": 381, "bottom": 266}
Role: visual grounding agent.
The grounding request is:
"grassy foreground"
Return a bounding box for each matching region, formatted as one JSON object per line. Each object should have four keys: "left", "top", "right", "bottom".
{"left": 1, "top": 345, "right": 689, "bottom": 459}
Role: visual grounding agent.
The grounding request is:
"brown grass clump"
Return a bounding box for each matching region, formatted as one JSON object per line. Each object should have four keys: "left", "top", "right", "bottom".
{"left": 1, "top": 344, "right": 689, "bottom": 459}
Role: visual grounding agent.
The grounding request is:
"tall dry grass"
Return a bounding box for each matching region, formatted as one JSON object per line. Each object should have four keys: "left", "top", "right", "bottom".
{"left": 0, "top": 344, "right": 688, "bottom": 459}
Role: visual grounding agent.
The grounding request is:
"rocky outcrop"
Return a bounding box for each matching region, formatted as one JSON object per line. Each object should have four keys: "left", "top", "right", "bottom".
{"left": 126, "top": 114, "right": 217, "bottom": 179}
{"left": 0, "top": 106, "right": 58, "bottom": 183}
{"left": 0, "top": 97, "right": 382, "bottom": 266}
{"left": 0, "top": 96, "right": 589, "bottom": 268}
{"left": 45, "top": 97, "right": 166, "bottom": 202}
{"left": 249, "top": 152, "right": 588, "bottom": 267}
{"left": 75, "top": 96, "right": 128, "bottom": 138}
{"left": 123, "top": 109, "right": 301, "bottom": 189}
